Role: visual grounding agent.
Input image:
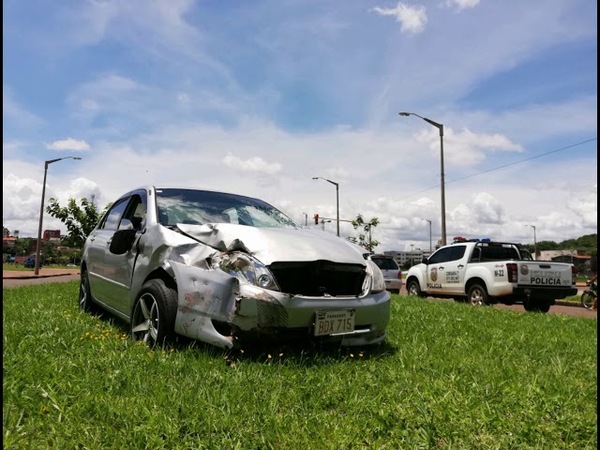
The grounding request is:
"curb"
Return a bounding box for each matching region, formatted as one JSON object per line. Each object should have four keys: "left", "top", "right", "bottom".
{"left": 3, "top": 273, "right": 80, "bottom": 280}
{"left": 554, "top": 300, "right": 588, "bottom": 309}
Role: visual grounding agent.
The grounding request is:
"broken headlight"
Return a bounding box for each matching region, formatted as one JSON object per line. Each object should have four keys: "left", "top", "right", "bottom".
{"left": 218, "top": 252, "right": 280, "bottom": 291}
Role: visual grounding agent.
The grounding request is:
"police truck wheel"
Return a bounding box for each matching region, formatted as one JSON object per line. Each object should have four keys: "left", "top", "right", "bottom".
{"left": 467, "top": 283, "right": 489, "bottom": 306}
{"left": 523, "top": 298, "right": 550, "bottom": 313}
{"left": 406, "top": 280, "right": 422, "bottom": 297}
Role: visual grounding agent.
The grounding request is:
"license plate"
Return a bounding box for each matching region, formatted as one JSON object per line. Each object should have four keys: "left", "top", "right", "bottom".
{"left": 314, "top": 309, "right": 355, "bottom": 336}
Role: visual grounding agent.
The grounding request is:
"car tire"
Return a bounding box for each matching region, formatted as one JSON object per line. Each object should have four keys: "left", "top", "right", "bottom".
{"left": 406, "top": 279, "right": 422, "bottom": 297}
{"left": 467, "top": 283, "right": 489, "bottom": 306}
{"left": 523, "top": 298, "right": 551, "bottom": 313}
{"left": 79, "top": 269, "right": 99, "bottom": 314}
{"left": 131, "top": 279, "right": 177, "bottom": 348}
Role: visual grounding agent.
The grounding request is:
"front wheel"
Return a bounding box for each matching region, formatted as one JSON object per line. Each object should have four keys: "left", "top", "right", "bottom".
{"left": 581, "top": 291, "right": 596, "bottom": 310}
{"left": 406, "top": 280, "right": 423, "bottom": 297}
{"left": 131, "top": 279, "right": 177, "bottom": 348}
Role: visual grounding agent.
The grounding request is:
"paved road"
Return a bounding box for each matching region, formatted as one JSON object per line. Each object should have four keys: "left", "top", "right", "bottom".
{"left": 4, "top": 269, "right": 596, "bottom": 319}
{"left": 3, "top": 268, "right": 80, "bottom": 288}
{"left": 3, "top": 273, "right": 80, "bottom": 288}
{"left": 396, "top": 284, "right": 596, "bottom": 319}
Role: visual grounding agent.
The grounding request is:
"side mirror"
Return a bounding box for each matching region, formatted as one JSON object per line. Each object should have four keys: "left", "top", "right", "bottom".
{"left": 109, "top": 228, "right": 137, "bottom": 255}
{"left": 422, "top": 257, "right": 428, "bottom": 264}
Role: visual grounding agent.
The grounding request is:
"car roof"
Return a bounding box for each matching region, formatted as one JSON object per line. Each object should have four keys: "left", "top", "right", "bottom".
{"left": 117, "top": 186, "right": 267, "bottom": 203}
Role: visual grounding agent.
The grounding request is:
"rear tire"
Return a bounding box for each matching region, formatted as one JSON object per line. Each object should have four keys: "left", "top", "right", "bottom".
{"left": 131, "top": 279, "right": 178, "bottom": 348}
{"left": 467, "top": 283, "right": 489, "bottom": 306}
{"left": 79, "top": 269, "right": 99, "bottom": 314}
{"left": 523, "top": 298, "right": 551, "bottom": 313}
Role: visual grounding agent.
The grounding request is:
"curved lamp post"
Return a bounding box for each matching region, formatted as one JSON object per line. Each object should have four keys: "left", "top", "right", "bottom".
{"left": 399, "top": 112, "right": 447, "bottom": 246}
{"left": 312, "top": 177, "right": 340, "bottom": 236}
{"left": 527, "top": 224, "right": 537, "bottom": 260}
{"left": 34, "top": 156, "right": 82, "bottom": 275}
{"left": 422, "top": 218, "right": 432, "bottom": 252}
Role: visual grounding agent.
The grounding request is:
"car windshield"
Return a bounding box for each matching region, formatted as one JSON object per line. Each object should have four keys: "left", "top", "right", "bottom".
{"left": 155, "top": 188, "right": 298, "bottom": 228}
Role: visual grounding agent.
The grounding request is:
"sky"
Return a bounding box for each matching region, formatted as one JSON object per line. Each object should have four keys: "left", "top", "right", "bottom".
{"left": 3, "top": 0, "right": 597, "bottom": 253}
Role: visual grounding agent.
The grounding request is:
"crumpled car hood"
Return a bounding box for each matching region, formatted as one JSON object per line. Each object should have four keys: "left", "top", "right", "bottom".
{"left": 176, "top": 223, "right": 368, "bottom": 265}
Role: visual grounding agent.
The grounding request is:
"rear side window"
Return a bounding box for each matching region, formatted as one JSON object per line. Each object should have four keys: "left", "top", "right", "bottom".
{"left": 479, "top": 245, "right": 519, "bottom": 261}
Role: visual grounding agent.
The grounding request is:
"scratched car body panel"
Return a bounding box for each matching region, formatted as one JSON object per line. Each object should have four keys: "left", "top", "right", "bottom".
{"left": 79, "top": 186, "right": 390, "bottom": 349}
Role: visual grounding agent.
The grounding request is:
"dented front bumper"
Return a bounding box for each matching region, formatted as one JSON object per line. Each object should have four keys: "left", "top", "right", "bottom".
{"left": 171, "top": 261, "right": 391, "bottom": 349}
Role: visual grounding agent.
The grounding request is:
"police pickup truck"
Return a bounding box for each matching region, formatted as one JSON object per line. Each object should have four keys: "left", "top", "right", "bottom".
{"left": 405, "top": 239, "right": 577, "bottom": 313}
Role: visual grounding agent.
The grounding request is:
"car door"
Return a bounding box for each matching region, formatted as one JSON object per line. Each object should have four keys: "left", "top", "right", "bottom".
{"left": 424, "top": 245, "right": 467, "bottom": 294}
{"left": 439, "top": 245, "right": 468, "bottom": 294}
{"left": 87, "top": 192, "right": 146, "bottom": 313}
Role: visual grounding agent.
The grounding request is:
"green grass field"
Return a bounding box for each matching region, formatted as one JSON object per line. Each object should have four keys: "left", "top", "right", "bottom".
{"left": 3, "top": 282, "right": 597, "bottom": 449}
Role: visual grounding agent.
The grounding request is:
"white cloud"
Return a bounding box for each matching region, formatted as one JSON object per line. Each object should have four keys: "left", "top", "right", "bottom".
{"left": 371, "top": 2, "right": 428, "bottom": 34}
{"left": 222, "top": 153, "right": 283, "bottom": 175}
{"left": 444, "top": 0, "right": 480, "bottom": 11}
{"left": 45, "top": 138, "right": 91, "bottom": 152}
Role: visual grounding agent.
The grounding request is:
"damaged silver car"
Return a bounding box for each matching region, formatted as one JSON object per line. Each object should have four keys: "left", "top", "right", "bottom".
{"left": 79, "top": 186, "right": 391, "bottom": 349}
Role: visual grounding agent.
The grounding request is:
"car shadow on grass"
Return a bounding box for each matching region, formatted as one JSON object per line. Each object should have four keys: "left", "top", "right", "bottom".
{"left": 178, "top": 336, "right": 398, "bottom": 367}
{"left": 84, "top": 308, "right": 398, "bottom": 365}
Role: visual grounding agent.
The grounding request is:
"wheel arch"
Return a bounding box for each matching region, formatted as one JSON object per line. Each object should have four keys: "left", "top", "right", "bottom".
{"left": 465, "top": 277, "right": 487, "bottom": 295}
{"left": 142, "top": 267, "right": 177, "bottom": 292}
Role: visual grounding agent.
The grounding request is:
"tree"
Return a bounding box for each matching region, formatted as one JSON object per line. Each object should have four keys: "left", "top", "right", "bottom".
{"left": 45, "top": 197, "right": 106, "bottom": 248}
{"left": 347, "top": 214, "right": 380, "bottom": 252}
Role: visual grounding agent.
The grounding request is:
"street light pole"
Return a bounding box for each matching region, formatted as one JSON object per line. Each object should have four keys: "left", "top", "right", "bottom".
{"left": 527, "top": 224, "right": 537, "bottom": 260}
{"left": 399, "top": 112, "right": 447, "bottom": 246}
{"left": 422, "top": 218, "right": 432, "bottom": 252}
{"left": 312, "top": 177, "right": 340, "bottom": 236}
{"left": 34, "top": 156, "right": 82, "bottom": 275}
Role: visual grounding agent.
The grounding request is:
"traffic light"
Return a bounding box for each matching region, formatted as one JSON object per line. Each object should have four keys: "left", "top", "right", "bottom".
{"left": 314, "top": 213, "right": 319, "bottom": 225}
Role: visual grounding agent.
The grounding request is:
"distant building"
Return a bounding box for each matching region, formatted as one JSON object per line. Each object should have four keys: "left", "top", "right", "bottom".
{"left": 3, "top": 237, "right": 17, "bottom": 249}
{"left": 384, "top": 249, "right": 431, "bottom": 267}
{"left": 43, "top": 230, "right": 62, "bottom": 241}
{"left": 538, "top": 249, "right": 592, "bottom": 273}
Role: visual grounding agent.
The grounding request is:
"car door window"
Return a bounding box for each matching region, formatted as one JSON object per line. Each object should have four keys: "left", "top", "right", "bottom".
{"left": 427, "top": 246, "right": 466, "bottom": 264}
{"left": 428, "top": 247, "right": 453, "bottom": 264}
{"left": 449, "top": 246, "right": 466, "bottom": 261}
{"left": 119, "top": 195, "right": 146, "bottom": 230}
{"left": 100, "top": 199, "right": 130, "bottom": 231}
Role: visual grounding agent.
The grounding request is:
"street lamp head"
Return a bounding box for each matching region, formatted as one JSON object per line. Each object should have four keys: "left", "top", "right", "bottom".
{"left": 46, "top": 155, "right": 83, "bottom": 165}
{"left": 398, "top": 112, "right": 411, "bottom": 116}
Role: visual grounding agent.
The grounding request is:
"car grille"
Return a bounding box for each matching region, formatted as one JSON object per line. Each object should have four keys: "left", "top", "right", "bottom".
{"left": 268, "top": 261, "right": 366, "bottom": 296}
